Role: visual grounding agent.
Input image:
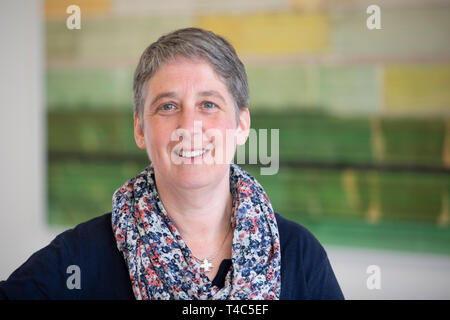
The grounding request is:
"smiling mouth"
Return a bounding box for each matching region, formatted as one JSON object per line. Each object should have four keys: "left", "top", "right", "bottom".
{"left": 177, "top": 149, "right": 208, "bottom": 158}
{"left": 175, "top": 145, "right": 214, "bottom": 158}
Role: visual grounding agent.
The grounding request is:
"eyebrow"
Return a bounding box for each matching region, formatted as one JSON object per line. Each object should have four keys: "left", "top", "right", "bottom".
{"left": 150, "top": 91, "right": 178, "bottom": 108}
{"left": 198, "top": 90, "right": 226, "bottom": 104}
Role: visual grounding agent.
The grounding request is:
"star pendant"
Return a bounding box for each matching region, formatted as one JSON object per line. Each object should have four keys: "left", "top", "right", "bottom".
{"left": 201, "top": 258, "right": 213, "bottom": 272}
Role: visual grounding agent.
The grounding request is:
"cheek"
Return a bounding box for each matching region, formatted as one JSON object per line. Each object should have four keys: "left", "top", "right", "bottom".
{"left": 143, "top": 121, "right": 172, "bottom": 156}
{"left": 205, "top": 119, "right": 238, "bottom": 163}
{"left": 146, "top": 119, "right": 172, "bottom": 141}
{"left": 206, "top": 118, "right": 235, "bottom": 141}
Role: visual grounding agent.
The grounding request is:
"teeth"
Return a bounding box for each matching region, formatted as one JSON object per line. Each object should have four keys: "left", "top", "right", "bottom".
{"left": 178, "top": 149, "right": 208, "bottom": 158}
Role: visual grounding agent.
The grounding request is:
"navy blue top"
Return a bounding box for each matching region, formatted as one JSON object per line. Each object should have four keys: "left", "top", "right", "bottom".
{"left": 0, "top": 213, "right": 344, "bottom": 300}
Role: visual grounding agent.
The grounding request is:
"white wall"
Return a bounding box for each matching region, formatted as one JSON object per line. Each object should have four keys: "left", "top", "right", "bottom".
{"left": 327, "top": 245, "right": 450, "bottom": 299}
{"left": 0, "top": 0, "right": 60, "bottom": 280}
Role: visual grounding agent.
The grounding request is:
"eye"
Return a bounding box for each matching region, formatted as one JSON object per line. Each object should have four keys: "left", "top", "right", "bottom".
{"left": 159, "top": 103, "right": 176, "bottom": 111}
{"left": 202, "top": 102, "right": 217, "bottom": 109}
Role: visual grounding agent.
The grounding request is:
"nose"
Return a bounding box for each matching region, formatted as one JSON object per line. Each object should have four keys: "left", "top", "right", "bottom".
{"left": 177, "top": 107, "right": 197, "bottom": 134}
{"left": 176, "top": 105, "right": 204, "bottom": 149}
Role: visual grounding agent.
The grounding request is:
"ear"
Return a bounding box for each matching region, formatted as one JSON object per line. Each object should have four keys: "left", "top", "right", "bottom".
{"left": 236, "top": 108, "right": 250, "bottom": 146}
{"left": 133, "top": 113, "right": 146, "bottom": 150}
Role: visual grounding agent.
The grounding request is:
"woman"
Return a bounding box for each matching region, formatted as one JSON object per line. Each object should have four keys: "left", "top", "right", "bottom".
{"left": 0, "top": 28, "right": 344, "bottom": 300}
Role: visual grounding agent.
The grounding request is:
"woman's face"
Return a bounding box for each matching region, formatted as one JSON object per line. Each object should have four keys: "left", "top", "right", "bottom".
{"left": 134, "top": 56, "right": 250, "bottom": 190}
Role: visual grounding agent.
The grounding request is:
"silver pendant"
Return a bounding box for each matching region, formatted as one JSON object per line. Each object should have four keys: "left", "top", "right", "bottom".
{"left": 200, "top": 258, "right": 213, "bottom": 272}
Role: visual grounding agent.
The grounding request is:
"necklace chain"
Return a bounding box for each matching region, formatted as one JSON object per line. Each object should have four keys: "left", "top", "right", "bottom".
{"left": 190, "top": 222, "right": 233, "bottom": 271}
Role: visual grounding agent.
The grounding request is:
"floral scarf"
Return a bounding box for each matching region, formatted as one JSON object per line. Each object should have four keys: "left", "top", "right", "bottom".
{"left": 111, "top": 163, "right": 281, "bottom": 300}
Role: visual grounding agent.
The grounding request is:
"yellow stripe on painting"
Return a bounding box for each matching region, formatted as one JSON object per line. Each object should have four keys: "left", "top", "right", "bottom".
{"left": 196, "top": 12, "right": 329, "bottom": 56}
{"left": 45, "top": 0, "right": 111, "bottom": 18}
{"left": 384, "top": 65, "right": 450, "bottom": 112}
{"left": 289, "top": 0, "right": 323, "bottom": 11}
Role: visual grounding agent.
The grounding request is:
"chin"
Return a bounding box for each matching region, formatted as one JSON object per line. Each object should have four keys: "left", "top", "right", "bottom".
{"left": 170, "top": 163, "right": 230, "bottom": 190}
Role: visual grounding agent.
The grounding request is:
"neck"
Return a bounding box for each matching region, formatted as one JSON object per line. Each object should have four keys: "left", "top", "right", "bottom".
{"left": 153, "top": 167, "right": 233, "bottom": 246}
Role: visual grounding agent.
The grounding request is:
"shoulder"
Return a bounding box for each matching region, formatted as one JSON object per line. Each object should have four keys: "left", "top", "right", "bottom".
{"left": 274, "top": 213, "right": 344, "bottom": 300}
{"left": 41, "top": 213, "right": 118, "bottom": 269}
{"left": 60, "top": 213, "right": 115, "bottom": 253}
{"left": 0, "top": 213, "right": 133, "bottom": 300}
{"left": 275, "top": 212, "right": 325, "bottom": 260}
{"left": 47, "top": 213, "right": 133, "bottom": 298}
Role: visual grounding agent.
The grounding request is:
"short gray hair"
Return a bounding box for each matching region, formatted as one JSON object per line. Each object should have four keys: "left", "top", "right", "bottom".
{"left": 133, "top": 27, "right": 249, "bottom": 123}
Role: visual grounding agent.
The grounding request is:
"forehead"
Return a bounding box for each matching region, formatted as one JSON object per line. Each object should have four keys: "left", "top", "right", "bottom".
{"left": 146, "top": 56, "right": 231, "bottom": 97}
